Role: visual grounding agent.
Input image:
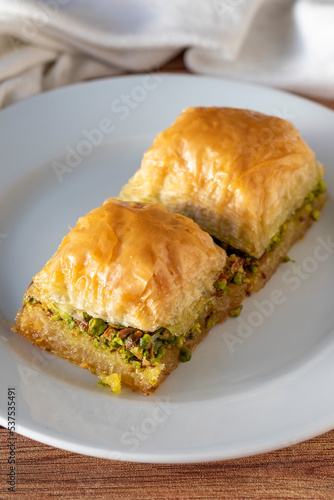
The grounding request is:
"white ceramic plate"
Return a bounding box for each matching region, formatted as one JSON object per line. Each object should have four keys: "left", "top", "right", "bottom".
{"left": 0, "top": 75, "right": 334, "bottom": 463}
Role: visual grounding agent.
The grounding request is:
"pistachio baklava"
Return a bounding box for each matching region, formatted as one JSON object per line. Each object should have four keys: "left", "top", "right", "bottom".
{"left": 120, "top": 107, "right": 327, "bottom": 292}
{"left": 13, "top": 198, "right": 237, "bottom": 395}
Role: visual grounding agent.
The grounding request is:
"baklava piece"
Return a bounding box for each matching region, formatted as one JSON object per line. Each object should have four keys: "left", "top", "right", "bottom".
{"left": 120, "top": 107, "right": 326, "bottom": 294}
{"left": 13, "top": 198, "right": 234, "bottom": 395}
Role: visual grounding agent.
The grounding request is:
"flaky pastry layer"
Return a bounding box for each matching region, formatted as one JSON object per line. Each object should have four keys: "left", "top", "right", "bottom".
{"left": 29, "top": 198, "right": 226, "bottom": 336}
{"left": 120, "top": 107, "right": 324, "bottom": 257}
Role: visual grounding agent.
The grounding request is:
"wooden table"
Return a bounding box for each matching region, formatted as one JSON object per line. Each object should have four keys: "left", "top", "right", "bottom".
{"left": 1, "top": 54, "right": 334, "bottom": 499}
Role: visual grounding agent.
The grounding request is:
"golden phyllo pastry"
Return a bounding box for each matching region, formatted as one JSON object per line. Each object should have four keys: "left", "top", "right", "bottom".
{"left": 13, "top": 198, "right": 229, "bottom": 395}
{"left": 120, "top": 107, "right": 325, "bottom": 258}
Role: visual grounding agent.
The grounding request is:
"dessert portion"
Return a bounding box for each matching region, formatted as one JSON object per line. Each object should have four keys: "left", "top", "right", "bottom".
{"left": 13, "top": 198, "right": 233, "bottom": 395}
{"left": 13, "top": 107, "right": 327, "bottom": 396}
{"left": 120, "top": 107, "right": 326, "bottom": 289}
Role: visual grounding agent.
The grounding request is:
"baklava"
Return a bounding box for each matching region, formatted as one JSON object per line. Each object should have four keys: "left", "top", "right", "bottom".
{"left": 13, "top": 198, "right": 237, "bottom": 395}
{"left": 120, "top": 107, "right": 327, "bottom": 293}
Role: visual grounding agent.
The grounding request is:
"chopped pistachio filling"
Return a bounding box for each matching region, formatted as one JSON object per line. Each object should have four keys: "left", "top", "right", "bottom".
{"left": 23, "top": 297, "right": 205, "bottom": 368}
{"left": 24, "top": 262, "right": 242, "bottom": 369}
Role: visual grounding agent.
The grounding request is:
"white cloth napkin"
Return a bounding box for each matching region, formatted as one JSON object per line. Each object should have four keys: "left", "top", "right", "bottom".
{"left": 0, "top": 0, "right": 333, "bottom": 109}
{"left": 186, "top": 0, "right": 334, "bottom": 101}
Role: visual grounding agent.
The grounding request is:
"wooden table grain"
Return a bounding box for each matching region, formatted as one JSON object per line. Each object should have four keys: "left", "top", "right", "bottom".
{"left": 1, "top": 54, "right": 333, "bottom": 500}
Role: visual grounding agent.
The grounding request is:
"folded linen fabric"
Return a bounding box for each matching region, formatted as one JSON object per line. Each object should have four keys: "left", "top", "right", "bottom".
{"left": 0, "top": 0, "right": 333, "bottom": 108}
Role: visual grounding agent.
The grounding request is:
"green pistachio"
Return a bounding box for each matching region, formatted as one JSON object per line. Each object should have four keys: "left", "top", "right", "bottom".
{"left": 206, "top": 314, "right": 217, "bottom": 329}
{"left": 50, "top": 314, "right": 61, "bottom": 321}
{"left": 176, "top": 336, "right": 184, "bottom": 346}
{"left": 179, "top": 347, "right": 191, "bottom": 363}
{"left": 272, "top": 234, "right": 282, "bottom": 245}
{"left": 151, "top": 346, "right": 166, "bottom": 364}
{"left": 154, "top": 327, "right": 166, "bottom": 335}
{"left": 190, "top": 323, "right": 201, "bottom": 334}
{"left": 167, "top": 334, "right": 180, "bottom": 345}
{"left": 140, "top": 333, "right": 152, "bottom": 349}
{"left": 305, "top": 192, "right": 315, "bottom": 203}
{"left": 157, "top": 328, "right": 170, "bottom": 339}
{"left": 282, "top": 255, "right": 295, "bottom": 263}
{"left": 230, "top": 305, "right": 243, "bottom": 318}
{"left": 250, "top": 265, "right": 258, "bottom": 274}
{"left": 311, "top": 209, "right": 320, "bottom": 221}
{"left": 48, "top": 307, "right": 59, "bottom": 315}
{"left": 153, "top": 338, "right": 163, "bottom": 355}
{"left": 130, "top": 346, "right": 143, "bottom": 360}
{"left": 110, "top": 336, "right": 124, "bottom": 348}
{"left": 214, "top": 279, "right": 227, "bottom": 290}
{"left": 233, "top": 272, "right": 244, "bottom": 285}
{"left": 58, "top": 310, "right": 76, "bottom": 328}
{"left": 119, "top": 347, "right": 134, "bottom": 362}
{"left": 318, "top": 180, "right": 326, "bottom": 192}
{"left": 88, "top": 317, "right": 108, "bottom": 337}
{"left": 130, "top": 360, "right": 142, "bottom": 369}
